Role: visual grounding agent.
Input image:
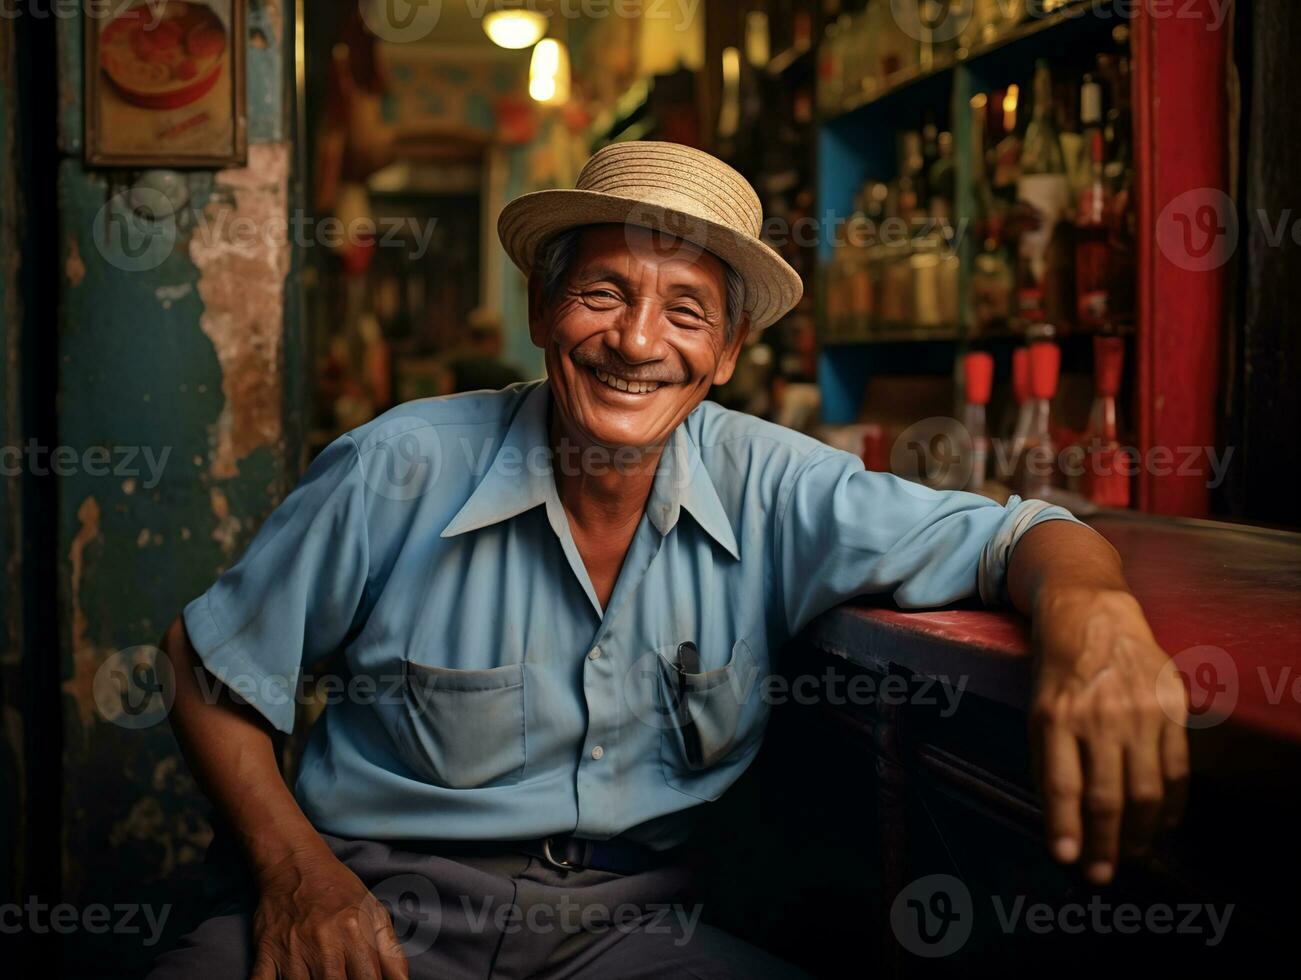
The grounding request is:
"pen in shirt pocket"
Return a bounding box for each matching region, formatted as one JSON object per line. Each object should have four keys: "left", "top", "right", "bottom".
{"left": 675, "top": 641, "right": 703, "bottom": 767}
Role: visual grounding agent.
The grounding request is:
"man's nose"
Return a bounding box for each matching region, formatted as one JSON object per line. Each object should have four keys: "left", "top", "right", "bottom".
{"left": 607, "top": 299, "right": 666, "bottom": 365}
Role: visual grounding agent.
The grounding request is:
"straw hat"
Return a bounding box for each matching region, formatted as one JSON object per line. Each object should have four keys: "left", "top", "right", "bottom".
{"left": 497, "top": 141, "right": 804, "bottom": 331}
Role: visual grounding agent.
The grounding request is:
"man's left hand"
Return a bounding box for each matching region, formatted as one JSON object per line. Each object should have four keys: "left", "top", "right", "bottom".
{"left": 1028, "top": 587, "right": 1190, "bottom": 885}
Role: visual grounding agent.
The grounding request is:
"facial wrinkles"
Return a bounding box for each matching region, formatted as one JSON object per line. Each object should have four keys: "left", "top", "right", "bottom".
{"left": 537, "top": 225, "right": 737, "bottom": 451}
{"left": 570, "top": 260, "right": 724, "bottom": 383}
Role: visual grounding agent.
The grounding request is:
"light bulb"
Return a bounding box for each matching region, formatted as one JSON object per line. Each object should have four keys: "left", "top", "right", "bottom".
{"left": 528, "top": 37, "right": 569, "bottom": 104}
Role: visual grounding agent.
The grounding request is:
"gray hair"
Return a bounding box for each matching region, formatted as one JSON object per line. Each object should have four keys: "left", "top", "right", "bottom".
{"left": 533, "top": 227, "right": 748, "bottom": 340}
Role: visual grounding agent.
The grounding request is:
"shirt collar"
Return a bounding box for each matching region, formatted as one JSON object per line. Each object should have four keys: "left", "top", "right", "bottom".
{"left": 441, "top": 380, "right": 740, "bottom": 560}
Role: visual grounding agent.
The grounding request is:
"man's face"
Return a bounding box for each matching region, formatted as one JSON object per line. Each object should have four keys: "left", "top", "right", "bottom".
{"left": 529, "top": 224, "right": 750, "bottom": 451}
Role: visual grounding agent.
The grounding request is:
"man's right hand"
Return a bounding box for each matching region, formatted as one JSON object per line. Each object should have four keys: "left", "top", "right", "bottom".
{"left": 161, "top": 617, "right": 410, "bottom": 979}
{"left": 251, "top": 848, "right": 408, "bottom": 980}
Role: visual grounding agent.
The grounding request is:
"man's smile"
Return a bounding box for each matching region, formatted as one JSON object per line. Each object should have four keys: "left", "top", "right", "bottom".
{"left": 589, "top": 366, "right": 664, "bottom": 395}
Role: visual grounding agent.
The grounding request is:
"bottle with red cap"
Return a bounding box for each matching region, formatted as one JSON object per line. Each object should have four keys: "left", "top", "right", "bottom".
{"left": 1016, "top": 334, "right": 1062, "bottom": 499}
{"left": 963, "top": 351, "right": 995, "bottom": 491}
{"left": 1081, "top": 335, "right": 1130, "bottom": 506}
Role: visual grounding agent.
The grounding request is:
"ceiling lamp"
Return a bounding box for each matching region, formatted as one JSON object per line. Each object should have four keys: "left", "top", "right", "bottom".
{"left": 528, "top": 37, "right": 570, "bottom": 104}
{"left": 483, "top": 9, "right": 548, "bottom": 49}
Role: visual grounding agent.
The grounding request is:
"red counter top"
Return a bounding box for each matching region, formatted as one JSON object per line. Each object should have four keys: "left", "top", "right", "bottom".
{"left": 802, "top": 513, "right": 1301, "bottom": 744}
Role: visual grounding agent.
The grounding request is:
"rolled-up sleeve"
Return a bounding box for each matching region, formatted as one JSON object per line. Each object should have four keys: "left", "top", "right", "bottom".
{"left": 776, "top": 448, "right": 1081, "bottom": 634}
{"left": 182, "top": 435, "right": 371, "bottom": 733}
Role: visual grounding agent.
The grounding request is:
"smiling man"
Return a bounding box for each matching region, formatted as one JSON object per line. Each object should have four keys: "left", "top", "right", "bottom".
{"left": 150, "top": 142, "right": 1188, "bottom": 980}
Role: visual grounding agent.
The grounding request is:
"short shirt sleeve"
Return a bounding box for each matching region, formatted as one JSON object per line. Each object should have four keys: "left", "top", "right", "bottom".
{"left": 777, "top": 448, "right": 1083, "bottom": 635}
{"left": 182, "top": 435, "right": 371, "bottom": 733}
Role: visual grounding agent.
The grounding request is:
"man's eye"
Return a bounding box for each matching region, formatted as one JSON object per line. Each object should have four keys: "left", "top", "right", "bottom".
{"left": 588, "top": 289, "right": 619, "bottom": 301}
{"left": 670, "top": 306, "right": 702, "bottom": 319}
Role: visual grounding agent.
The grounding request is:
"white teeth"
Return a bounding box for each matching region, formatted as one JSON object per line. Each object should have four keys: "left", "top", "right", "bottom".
{"left": 591, "top": 368, "right": 660, "bottom": 394}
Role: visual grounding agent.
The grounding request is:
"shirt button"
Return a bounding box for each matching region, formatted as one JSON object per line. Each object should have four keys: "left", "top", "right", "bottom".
{"left": 588, "top": 646, "right": 602, "bottom": 660}
{"left": 591, "top": 745, "right": 604, "bottom": 760}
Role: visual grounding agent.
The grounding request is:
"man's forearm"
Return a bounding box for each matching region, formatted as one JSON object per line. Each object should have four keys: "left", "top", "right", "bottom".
{"left": 161, "top": 616, "right": 330, "bottom": 882}
{"left": 1006, "top": 519, "right": 1132, "bottom": 617}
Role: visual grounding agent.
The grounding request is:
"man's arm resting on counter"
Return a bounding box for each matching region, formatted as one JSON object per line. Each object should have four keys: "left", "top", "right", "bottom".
{"left": 1005, "top": 520, "right": 1190, "bottom": 886}
{"left": 161, "top": 616, "right": 408, "bottom": 980}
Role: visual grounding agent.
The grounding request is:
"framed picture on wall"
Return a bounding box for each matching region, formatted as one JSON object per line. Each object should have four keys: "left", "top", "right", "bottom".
{"left": 84, "top": 0, "right": 247, "bottom": 168}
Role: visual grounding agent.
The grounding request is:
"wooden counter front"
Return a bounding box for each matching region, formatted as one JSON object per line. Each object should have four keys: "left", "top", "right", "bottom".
{"left": 774, "top": 513, "right": 1301, "bottom": 977}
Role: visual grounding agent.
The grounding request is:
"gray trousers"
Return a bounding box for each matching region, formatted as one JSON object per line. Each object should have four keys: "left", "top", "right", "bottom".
{"left": 146, "top": 834, "right": 810, "bottom": 979}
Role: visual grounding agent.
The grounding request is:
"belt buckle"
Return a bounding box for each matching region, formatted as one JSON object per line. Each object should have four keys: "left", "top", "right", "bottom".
{"left": 541, "top": 836, "right": 580, "bottom": 871}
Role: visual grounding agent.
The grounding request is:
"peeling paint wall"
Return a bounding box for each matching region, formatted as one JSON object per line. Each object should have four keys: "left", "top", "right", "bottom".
{"left": 191, "top": 142, "right": 292, "bottom": 480}
{"left": 54, "top": 2, "right": 299, "bottom": 976}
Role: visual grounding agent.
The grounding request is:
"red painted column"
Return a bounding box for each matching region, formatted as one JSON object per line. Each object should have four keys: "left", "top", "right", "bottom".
{"left": 1132, "top": 0, "right": 1231, "bottom": 516}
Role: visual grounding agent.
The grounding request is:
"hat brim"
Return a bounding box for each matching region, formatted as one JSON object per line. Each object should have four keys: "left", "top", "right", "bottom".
{"left": 497, "top": 188, "right": 804, "bottom": 332}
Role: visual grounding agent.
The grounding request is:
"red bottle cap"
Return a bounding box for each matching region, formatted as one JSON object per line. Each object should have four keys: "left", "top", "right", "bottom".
{"left": 1094, "top": 336, "right": 1125, "bottom": 397}
{"left": 1012, "top": 348, "right": 1030, "bottom": 404}
{"left": 964, "top": 352, "right": 995, "bottom": 405}
{"left": 860, "top": 424, "right": 886, "bottom": 472}
{"left": 1028, "top": 341, "right": 1060, "bottom": 400}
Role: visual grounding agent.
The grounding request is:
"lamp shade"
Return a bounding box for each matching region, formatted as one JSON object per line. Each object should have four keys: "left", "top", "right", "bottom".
{"left": 483, "top": 9, "right": 548, "bottom": 49}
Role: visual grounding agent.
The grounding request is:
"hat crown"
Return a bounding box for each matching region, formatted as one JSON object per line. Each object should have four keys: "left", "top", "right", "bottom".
{"left": 574, "top": 141, "right": 763, "bottom": 239}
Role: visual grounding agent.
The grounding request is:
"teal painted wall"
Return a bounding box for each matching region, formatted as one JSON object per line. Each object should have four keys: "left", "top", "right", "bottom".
{"left": 52, "top": 2, "right": 301, "bottom": 975}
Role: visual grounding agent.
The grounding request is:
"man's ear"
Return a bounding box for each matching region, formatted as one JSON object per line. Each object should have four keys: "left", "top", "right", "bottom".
{"left": 711, "top": 314, "right": 752, "bottom": 387}
{"left": 526, "top": 273, "right": 549, "bottom": 349}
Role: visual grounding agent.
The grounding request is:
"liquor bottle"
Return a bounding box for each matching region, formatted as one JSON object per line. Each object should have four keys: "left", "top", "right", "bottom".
{"left": 897, "top": 130, "right": 926, "bottom": 222}
{"left": 1104, "top": 56, "right": 1133, "bottom": 195}
{"left": 969, "top": 94, "right": 1014, "bottom": 332}
{"left": 867, "top": 0, "right": 901, "bottom": 86}
{"left": 1015, "top": 61, "right": 1071, "bottom": 328}
{"left": 1069, "top": 72, "right": 1104, "bottom": 197}
{"left": 1017, "top": 337, "right": 1061, "bottom": 499}
{"left": 1075, "top": 130, "right": 1111, "bottom": 330}
{"left": 848, "top": 184, "right": 876, "bottom": 327}
{"left": 972, "top": 215, "right": 1015, "bottom": 333}
{"left": 1002, "top": 345, "right": 1033, "bottom": 481}
{"left": 817, "top": 16, "right": 844, "bottom": 113}
{"left": 970, "top": 94, "right": 994, "bottom": 217}
{"left": 990, "top": 85, "right": 1022, "bottom": 204}
{"left": 929, "top": 130, "right": 956, "bottom": 222}
{"left": 921, "top": 112, "right": 940, "bottom": 204}
{"left": 1080, "top": 335, "right": 1130, "bottom": 507}
{"left": 963, "top": 352, "right": 995, "bottom": 491}
{"left": 1104, "top": 57, "right": 1137, "bottom": 332}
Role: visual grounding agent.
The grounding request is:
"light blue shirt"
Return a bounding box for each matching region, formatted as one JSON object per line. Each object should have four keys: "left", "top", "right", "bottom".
{"left": 184, "top": 380, "right": 1079, "bottom": 848}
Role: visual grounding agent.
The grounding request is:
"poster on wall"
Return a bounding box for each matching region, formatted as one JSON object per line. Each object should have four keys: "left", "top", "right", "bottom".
{"left": 84, "top": 0, "right": 247, "bottom": 168}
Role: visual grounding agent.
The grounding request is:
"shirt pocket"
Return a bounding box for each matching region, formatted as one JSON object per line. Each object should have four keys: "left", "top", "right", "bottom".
{"left": 396, "top": 661, "right": 526, "bottom": 789}
{"left": 654, "top": 638, "right": 768, "bottom": 801}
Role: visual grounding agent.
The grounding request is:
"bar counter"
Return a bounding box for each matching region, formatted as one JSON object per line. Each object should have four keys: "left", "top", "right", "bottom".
{"left": 754, "top": 513, "right": 1301, "bottom": 977}
{"left": 800, "top": 513, "right": 1301, "bottom": 744}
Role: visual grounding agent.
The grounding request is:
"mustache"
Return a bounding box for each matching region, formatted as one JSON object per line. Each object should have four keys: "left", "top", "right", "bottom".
{"left": 570, "top": 348, "right": 688, "bottom": 384}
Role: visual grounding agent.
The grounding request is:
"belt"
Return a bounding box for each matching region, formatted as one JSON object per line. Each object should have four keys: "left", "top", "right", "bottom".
{"left": 399, "top": 834, "right": 680, "bottom": 875}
